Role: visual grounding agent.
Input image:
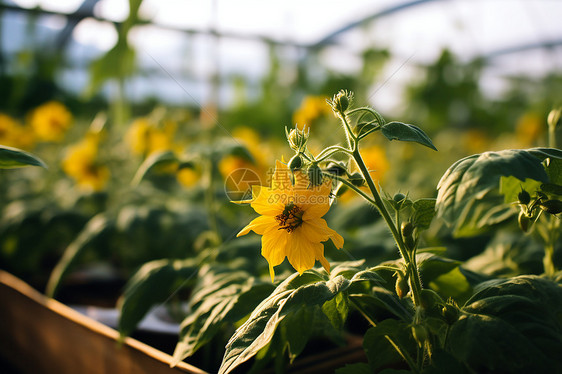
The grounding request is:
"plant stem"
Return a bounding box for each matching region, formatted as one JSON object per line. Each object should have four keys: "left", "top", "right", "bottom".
{"left": 351, "top": 146, "right": 422, "bottom": 307}
{"left": 543, "top": 215, "right": 559, "bottom": 276}
{"left": 204, "top": 157, "right": 221, "bottom": 245}
{"left": 315, "top": 145, "right": 353, "bottom": 162}
{"left": 338, "top": 110, "right": 423, "bottom": 307}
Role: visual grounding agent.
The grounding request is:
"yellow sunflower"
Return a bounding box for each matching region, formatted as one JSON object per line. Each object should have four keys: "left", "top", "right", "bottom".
{"left": 62, "top": 134, "right": 109, "bottom": 191}
{"left": 29, "top": 101, "right": 72, "bottom": 142}
{"left": 237, "top": 160, "right": 344, "bottom": 281}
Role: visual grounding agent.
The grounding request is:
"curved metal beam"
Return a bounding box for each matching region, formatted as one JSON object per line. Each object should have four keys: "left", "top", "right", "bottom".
{"left": 309, "top": 0, "right": 446, "bottom": 49}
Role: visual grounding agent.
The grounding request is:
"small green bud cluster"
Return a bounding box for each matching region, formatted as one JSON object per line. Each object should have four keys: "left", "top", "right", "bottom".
{"left": 328, "top": 90, "right": 354, "bottom": 115}
{"left": 515, "top": 187, "right": 562, "bottom": 233}
{"left": 285, "top": 124, "right": 310, "bottom": 152}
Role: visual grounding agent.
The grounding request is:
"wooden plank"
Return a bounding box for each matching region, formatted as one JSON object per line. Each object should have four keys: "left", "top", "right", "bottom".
{"left": 0, "top": 271, "right": 207, "bottom": 374}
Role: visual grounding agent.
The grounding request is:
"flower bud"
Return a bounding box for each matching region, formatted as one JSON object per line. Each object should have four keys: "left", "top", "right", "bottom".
{"left": 393, "top": 193, "right": 406, "bottom": 203}
{"left": 348, "top": 172, "right": 365, "bottom": 187}
{"left": 540, "top": 199, "right": 562, "bottom": 215}
{"left": 286, "top": 125, "right": 310, "bottom": 151}
{"left": 289, "top": 154, "right": 302, "bottom": 172}
{"left": 325, "top": 162, "right": 347, "bottom": 177}
{"left": 518, "top": 189, "right": 531, "bottom": 205}
{"left": 441, "top": 304, "right": 459, "bottom": 325}
{"left": 518, "top": 211, "right": 530, "bottom": 233}
{"left": 401, "top": 221, "right": 414, "bottom": 238}
{"left": 401, "top": 221, "right": 415, "bottom": 250}
{"left": 395, "top": 272, "right": 409, "bottom": 299}
{"left": 328, "top": 90, "right": 353, "bottom": 114}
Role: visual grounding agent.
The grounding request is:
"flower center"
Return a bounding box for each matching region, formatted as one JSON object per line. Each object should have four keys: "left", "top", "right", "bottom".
{"left": 275, "top": 202, "right": 303, "bottom": 233}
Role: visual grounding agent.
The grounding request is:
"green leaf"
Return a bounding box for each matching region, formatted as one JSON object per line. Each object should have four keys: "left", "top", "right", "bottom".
{"left": 131, "top": 150, "right": 178, "bottom": 186}
{"left": 436, "top": 148, "right": 562, "bottom": 237}
{"left": 381, "top": 121, "right": 437, "bottom": 151}
{"left": 349, "top": 290, "right": 412, "bottom": 322}
{"left": 117, "top": 258, "right": 198, "bottom": 338}
{"left": 541, "top": 182, "right": 562, "bottom": 196}
{"left": 417, "top": 253, "right": 461, "bottom": 284}
{"left": 447, "top": 276, "right": 562, "bottom": 372}
{"left": 45, "top": 214, "right": 113, "bottom": 297}
{"left": 172, "top": 268, "right": 274, "bottom": 364}
{"left": 428, "top": 267, "right": 471, "bottom": 304}
{"left": 545, "top": 158, "right": 562, "bottom": 184}
{"left": 218, "top": 273, "right": 350, "bottom": 374}
{"left": 322, "top": 292, "right": 349, "bottom": 330}
{"left": 0, "top": 145, "right": 47, "bottom": 169}
{"left": 329, "top": 260, "right": 367, "bottom": 280}
{"left": 412, "top": 198, "right": 436, "bottom": 230}
{"left": 363, "top": 319, "right": 416, "bottom": 372}
{"left": 499, "top": 176, "right": 543, "bottom": 204}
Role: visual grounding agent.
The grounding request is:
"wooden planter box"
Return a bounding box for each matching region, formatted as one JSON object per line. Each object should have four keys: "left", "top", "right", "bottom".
{"left": 0, "top": 271, "right": 207, "bottom": 374}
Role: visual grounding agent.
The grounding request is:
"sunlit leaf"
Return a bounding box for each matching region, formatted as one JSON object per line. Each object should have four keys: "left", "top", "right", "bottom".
{"left": 499, "top": 176, "right": 542, "bottom": 204}
{"left": 545, "top": 158, "right": 562, "bottom": 185}
{"left": 218, "top": 272, "right": 349, "bottom": 374}
{"left": 381, "top": 121, "right": 437, "bottom": 151}
{"left": 436, "top": 148, "right": 562, "bottom": 237}
{"left": 0, "top": 145, "right": 47, "bottom": 169}
{"left": 412, "top": 198, "right": 436, "bottom": 230}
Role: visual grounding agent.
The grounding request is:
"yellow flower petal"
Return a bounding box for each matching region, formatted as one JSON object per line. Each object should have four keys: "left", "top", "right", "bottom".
{"left": 301, "top": 218, "right": 344, "bottom": 249}
{"left": 286, "top": 230, "right": 317, "bottom": 274}
{"left": 295, "top": 176, "right": 332, "bottom": 218}
{"left": 271, "top": 160, "right": 293, "bottom": 192}
{"left": 299, "top": 220, "right": 330, "bottom": 243}
{"left": 312, "top": 241, "right": 331, "bottom": 274}
{"left": 250, "top": 185, "right": 284, "bottom": 216}
{"left": 261, "top": 227, "right": 288, "bottom": 282}
{"left": 237, "top": 215, "right": 277, "bottom": 237}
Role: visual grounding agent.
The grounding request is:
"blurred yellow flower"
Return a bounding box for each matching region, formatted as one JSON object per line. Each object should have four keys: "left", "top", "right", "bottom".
{"left": 516, "top": 113, "right": 544, "bottom": 147}
{"left": 62, "top": 134, "right": 109, "bottom": 191}
{"left": 219, "top": 154, "right": 260, "bottom": 193}
{"left": 293, "top": 95, "right": 331, "bottom": 130}
{"left": 360, "top": 145, "right": 390, "bottom": 183}
{"left": 338, "top": 145, "right": 389, "bottom": 202}
{"left": 126, "top": 118, "right": 181, "bottom": 157}
{"left": 0, "top": 114, "right": 36, "bottom": 150}
{"left": 29, "top": 101, "right": 72, "bottom": 142}
{"left": 177, "top": 167, "right": 200, "bottom": 188}
{"left": 0, "top": 114, "right": 20, "bottom": 146}
{"left": 237, "top": 160, "right": 343, "bottom": 281}
{"left": 462, "top": 129, "right": 491, "bottom": 154}
{"left": 219, "top": 127, "right": 269, "bottom": 192}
